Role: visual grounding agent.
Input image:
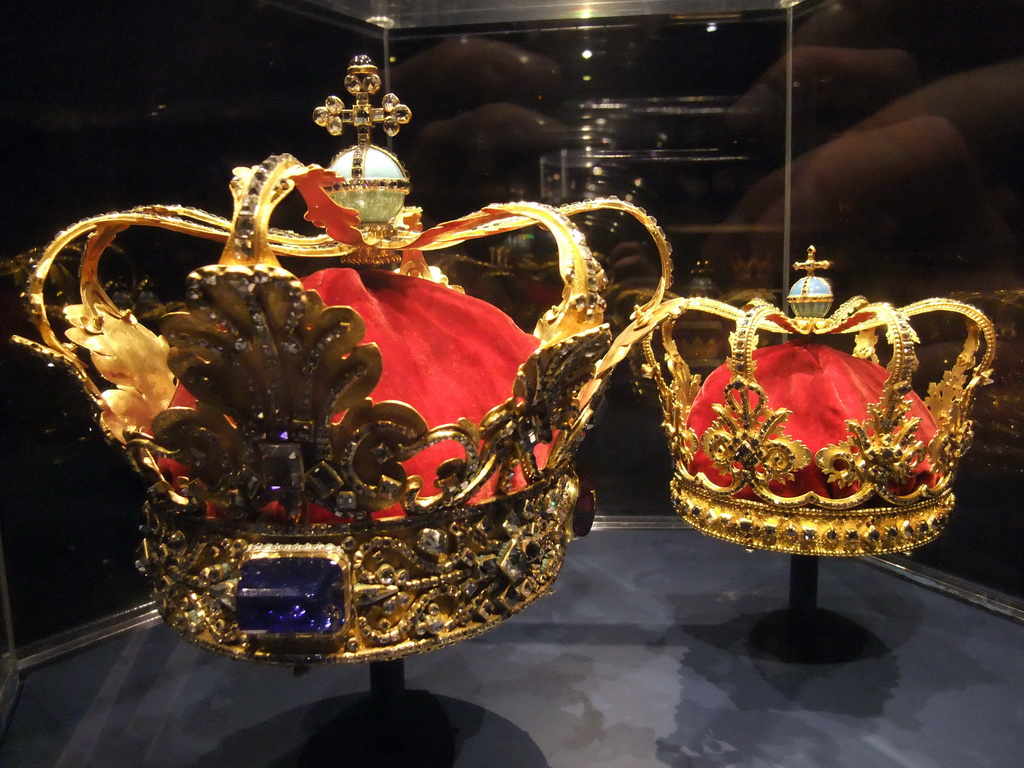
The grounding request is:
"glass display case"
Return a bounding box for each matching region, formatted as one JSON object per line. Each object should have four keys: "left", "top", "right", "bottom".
{"left": 0, "top": 531, "right": 17, "bottom": 740}
{"left": 1, "top": 0, "right": 1022, "bottom": 763}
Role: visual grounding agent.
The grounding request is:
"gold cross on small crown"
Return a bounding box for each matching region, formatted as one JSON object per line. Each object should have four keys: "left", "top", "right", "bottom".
{"left": 312, "top": 55, "right": 412, "bottom": 147}
{"left": 792, "top": 245, "right": 832, "bottom": 277}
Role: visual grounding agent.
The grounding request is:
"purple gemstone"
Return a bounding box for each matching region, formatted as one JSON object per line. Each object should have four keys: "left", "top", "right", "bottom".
{"left": 260, "top": 442, "right": 304, "bottom": 493}
{"left": 237, "top": 556, "right": 345, "bottom": 635}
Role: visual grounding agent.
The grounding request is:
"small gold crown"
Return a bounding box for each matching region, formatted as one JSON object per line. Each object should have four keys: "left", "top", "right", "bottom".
{"left": 14, "top": 57, "right": 673, "bottom": 666}
{"left": 640, "top": 246, "right": 995, "bottom": 556}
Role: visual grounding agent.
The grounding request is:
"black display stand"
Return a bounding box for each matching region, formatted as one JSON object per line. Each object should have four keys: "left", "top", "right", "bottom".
{"left": 370, "top": 657, "right": 407, "bottom": 702}
{"left": 298, "top": 659, "right": 456, "bottom": 767}
{"left": 748, "top": 555, "right": 876, "bottom": 663}
{"left": 788, "top": 554, "right": 820, "bottom": 630}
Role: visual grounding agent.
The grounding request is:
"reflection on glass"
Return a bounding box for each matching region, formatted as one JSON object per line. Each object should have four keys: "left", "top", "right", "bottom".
{"left": 0, "top": 531, "right": 18, "bottom": 735}
{"left": 717, "top": 0, "right": 1024, "bottom": 596}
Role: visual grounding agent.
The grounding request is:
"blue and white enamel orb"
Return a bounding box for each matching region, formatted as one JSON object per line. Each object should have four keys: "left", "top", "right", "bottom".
{"left": 327, "top": 145, "right": 409, "bottom": 224}
{"left": 788, "top": 274, "right": 834, "bottom": 318}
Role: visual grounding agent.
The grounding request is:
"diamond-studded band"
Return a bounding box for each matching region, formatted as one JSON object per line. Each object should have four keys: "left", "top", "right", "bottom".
{"left": 139, "top": 473, "right": 579, "bottom": 665}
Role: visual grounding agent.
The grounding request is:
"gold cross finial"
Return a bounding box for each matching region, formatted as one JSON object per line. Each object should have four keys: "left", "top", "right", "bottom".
{"left": 792, "top": 245, "right": 832, "bottom": 277}
{"left": 312, "top": 56, "right": 412, "bottom": 148}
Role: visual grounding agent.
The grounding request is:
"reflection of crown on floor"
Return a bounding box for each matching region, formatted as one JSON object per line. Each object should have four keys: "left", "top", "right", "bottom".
{"left": 15, "top": 56, "right": 673, "bottom": 665}
{"left": 643, "top": 246, "right": 996, "bottom": 556}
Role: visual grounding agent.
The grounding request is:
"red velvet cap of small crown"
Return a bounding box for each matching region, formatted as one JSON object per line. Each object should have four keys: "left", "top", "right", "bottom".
{"left": 168, "top": 267, "right": 542, "bottom": 522}
{"left": 685, "top": 341, "right": 938, "bottom": 500}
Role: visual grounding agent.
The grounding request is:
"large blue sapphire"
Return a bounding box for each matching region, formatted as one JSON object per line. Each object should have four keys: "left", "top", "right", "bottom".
{"left": 236, "top": 556, "right": 345, "bottom": 635}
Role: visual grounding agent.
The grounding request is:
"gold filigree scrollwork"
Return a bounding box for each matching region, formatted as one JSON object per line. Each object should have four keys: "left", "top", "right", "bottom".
{"left": 908, "top": 298, "right": 997, "bottom": 477}
{"left": 701, "top": 379, "right": 812, "bottom": 492}
{"left": 400, "top": 419, "right": 484, "bottom": 510}
{"left": 816, "top": 402, "right": 926, "bottom": 490}
{"left": 507, "top": 326, "right": 612, "bottom": 471}
{"left": 138, "top": 504, "right": 248, "bottom": 650}
{"left": 352, "top": 535, "right": 447, "bottom": 646}
{"left": 926, "top": 332, "right": 979, "bottom": 475}
{"left": 401, "top": 326, "right": 611, "bottom": 514}
{"left": 330, "top": 402, "right": 430, "bottom": 514}
{"left": 815, "top": 305, "right": 929, "bottom": 500}
{"left": 139, "top": 474, "right": 574, "bottom": 664}
{"left": 699, "top": 304, "right": 812, "bottom": 495}
{"left": 641, "top": 309, "right": 701, "bottom": 466}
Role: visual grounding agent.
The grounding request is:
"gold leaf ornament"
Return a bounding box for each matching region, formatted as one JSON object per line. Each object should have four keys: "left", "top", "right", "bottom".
{"left": 64, "top": 303, "right": 176, "bottom": 442}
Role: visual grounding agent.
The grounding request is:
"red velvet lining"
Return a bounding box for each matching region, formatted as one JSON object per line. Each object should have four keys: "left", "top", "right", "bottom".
{"left": 163, "top": 268, "right": 542, "bottom": 522}
{"left": 302, "top": 268, "right": 539, "bottom": 430}
{"left": 686, "top": 340, "right": 937, "bottom": 500}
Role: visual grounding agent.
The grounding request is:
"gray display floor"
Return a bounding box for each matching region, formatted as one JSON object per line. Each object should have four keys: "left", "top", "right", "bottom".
{"left": 2, "top": 528, "right": 1022, "bottom": 767}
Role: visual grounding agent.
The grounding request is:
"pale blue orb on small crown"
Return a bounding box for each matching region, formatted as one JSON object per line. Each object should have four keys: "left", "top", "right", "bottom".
{"left": 328, "top": 145, "right": 408, "bottom": 224}
{"left": 788, "top": 275, "right": 833, "bottom": 318}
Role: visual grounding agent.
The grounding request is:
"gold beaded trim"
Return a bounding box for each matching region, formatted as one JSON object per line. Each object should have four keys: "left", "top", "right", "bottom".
{"left": 673, "top": 479, "right": 955, "bottom": 556}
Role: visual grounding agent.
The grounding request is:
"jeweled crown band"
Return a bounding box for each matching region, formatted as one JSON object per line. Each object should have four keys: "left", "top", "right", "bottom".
{"left": 142, "top": 473, "right": 579, "bottom": 664}
{"left": 674, "top": 482, "right": 955, "bottom": 557}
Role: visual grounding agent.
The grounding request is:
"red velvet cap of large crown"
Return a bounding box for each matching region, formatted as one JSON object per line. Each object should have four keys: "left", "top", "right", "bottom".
{"left": 169, "top": 267, "right": 542, "bottom": 522}
{"left": 302, "top": 267, "right": 539, "bottom": 430}
{"left": 685, "top": 341, "right": 938, "bottom": 500}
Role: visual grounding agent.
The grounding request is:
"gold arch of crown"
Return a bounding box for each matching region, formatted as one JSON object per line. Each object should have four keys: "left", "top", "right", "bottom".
{"left": 634, "top": 288, "right": 995, "bottom": 554}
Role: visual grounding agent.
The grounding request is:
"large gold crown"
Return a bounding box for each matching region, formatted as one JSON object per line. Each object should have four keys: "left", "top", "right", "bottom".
{"left": 14, "top": 57, "right": 671, "bottom": 665}
{"left": 641, "top": 247, "right": 995, "bottom": 556}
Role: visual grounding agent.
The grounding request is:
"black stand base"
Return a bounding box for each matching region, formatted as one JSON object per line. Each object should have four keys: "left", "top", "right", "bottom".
{"left": 747, "top": 555, "right": 877, "bottom": 664}
{"left": 370, "top": 657, "right": 407, "bottom": 702}
{"left": 298, "top": 660, "right": 456, "bottom": 768}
